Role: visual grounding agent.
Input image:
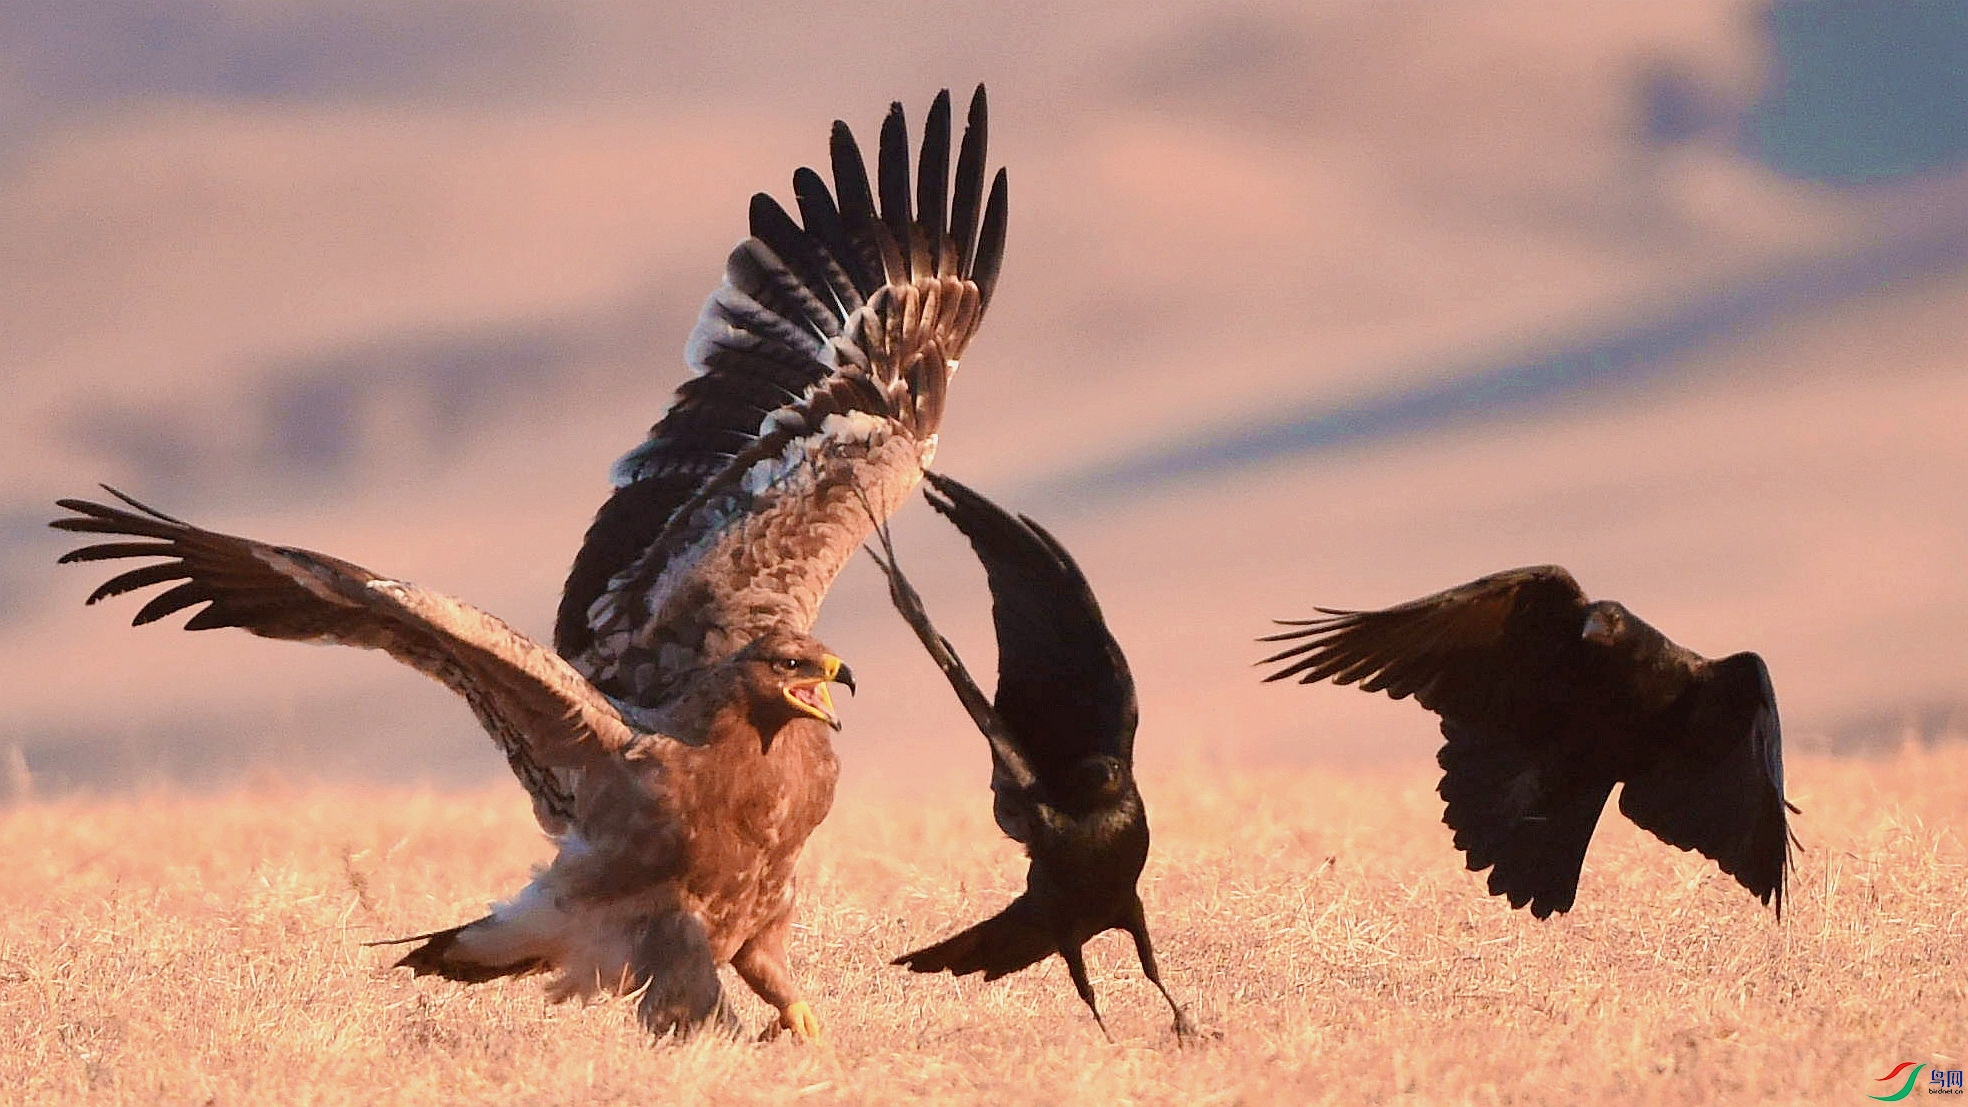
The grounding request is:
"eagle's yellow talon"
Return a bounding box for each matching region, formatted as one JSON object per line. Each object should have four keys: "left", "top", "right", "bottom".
{"left": 781, "top": 1000, "right": 823, "bottom": 1043}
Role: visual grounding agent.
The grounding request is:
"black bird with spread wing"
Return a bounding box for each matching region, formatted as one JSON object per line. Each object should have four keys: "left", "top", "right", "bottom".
{"left": 865, "top": 472, "right": 1191, "bottom": 1040}
{"left": 52, "top": 86, "right": 1007, "bottom": 1042}
{"left": 1261, "top": 565, "right": 1797, "bottom": 918}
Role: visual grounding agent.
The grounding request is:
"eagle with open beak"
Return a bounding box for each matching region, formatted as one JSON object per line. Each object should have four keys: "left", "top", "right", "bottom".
{"left": 54, "top": 83, "right": 1008, "bottom": 1043}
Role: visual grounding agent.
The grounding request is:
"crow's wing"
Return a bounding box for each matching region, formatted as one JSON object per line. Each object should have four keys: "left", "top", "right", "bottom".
{"left": 1437, "top": 716, "right": 1614, "bottom": 918}
{"left": 1260, "top": 565, "right": 1593, "bottom": 737}
{"left": 53, "top": 489, "right": 634, "bottom": 830}
{"left": 861, "top": 515, "right": 1041, "bottom": 843}
{"left": 559, "top": 87, "right": 1008, "bottom": 711}
{"left": 1618, "top": 651, "right": 1796, "bottom": 916}
{"left": 923, "top": 473, "right": 1137, "bottom": 781}
{"left": 1262, "top": 566, "right": 1621, "bottom": 916}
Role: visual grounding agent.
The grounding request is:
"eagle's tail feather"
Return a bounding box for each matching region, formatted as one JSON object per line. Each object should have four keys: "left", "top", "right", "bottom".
{"left": 390, "top": 918, "right": 551, "bottom": 984}
{"left": 892, "top": 896, "right": 1053, "bottom": 981}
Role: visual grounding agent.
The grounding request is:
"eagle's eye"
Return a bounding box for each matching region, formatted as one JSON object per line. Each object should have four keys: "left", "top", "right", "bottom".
{"left": 773, "top": 657, "right": 802, "bottom": 673}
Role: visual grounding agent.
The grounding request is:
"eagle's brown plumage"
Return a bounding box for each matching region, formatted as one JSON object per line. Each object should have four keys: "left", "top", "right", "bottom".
{"left": 392, "top": 629, "right": 851, "bottom": 1039}
{"left": 51, "top": 85, "right": 1007, "bottom": 1042}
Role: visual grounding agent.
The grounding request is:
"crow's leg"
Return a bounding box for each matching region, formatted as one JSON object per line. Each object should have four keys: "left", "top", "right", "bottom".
{"left": 1122, "top": 896, "right": 1195, "bottom": 1042}
{"left": 1057, "top": 939, "right": 1111, "bottom": 1042}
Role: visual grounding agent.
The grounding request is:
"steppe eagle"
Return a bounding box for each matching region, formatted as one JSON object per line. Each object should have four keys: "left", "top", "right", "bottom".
{"left": 864, "top": 473, "right": 1191, "bottom": 1040}
{"left": 52, "top": 85, "right": 1008, "bottom": 1041}
{"left": 1261, "top": 565, "right": 1797, "bottom": 918}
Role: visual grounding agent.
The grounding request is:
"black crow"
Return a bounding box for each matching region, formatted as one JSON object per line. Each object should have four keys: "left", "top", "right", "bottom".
{"left": 865, "top": 472, "right": 1192, "bottom": 1040}
{"left": 1263, "top": 565, "right": 1798, "bottom": 918}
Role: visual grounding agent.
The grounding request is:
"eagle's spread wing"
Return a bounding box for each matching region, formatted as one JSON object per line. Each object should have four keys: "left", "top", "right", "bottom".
{"left": 559, "top": 86, "right": 1008, "bottom": 711}
{"left": 1259, "top": 565, "right": 1591, "bottom": 732}
{"left": 923, "top": 473, "right": 1138, "bottom": 773}
{"left": 52, "top": 489, "right": 633, "bottom": 828}
{"left": 1618, "top": 651, "right": 1796, "bottom": 916}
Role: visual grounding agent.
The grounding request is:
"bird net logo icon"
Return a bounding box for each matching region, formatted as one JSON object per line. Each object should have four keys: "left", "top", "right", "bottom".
{"left": 1871, "top": 1062, "right": 1966, "bottom": 1100}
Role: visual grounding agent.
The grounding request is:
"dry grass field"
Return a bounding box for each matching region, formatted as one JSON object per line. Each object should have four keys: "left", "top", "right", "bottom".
{"left": 5, "top": 745, "right": 1965, "bottom": 1105}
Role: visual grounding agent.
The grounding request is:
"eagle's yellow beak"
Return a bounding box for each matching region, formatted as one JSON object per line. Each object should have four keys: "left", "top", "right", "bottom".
{"left": 784, "top": 654, "right": 854, "bottom": 731}
{"left": 822, "top": 653, "right": 855, "bottom": 693}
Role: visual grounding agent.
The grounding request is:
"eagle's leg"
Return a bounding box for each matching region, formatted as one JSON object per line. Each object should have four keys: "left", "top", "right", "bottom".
{"left": 632, "top": 912, "right": 731, "bottom": 1039}
{"left": 1057, "top": 939, "right": 1112, "bottom": 1042}
{"left": 732, "top": 909, "right": 823, "bottom": 1044}
{"left": 1121, "top": 896, "right": 1196, "bottom": 1043}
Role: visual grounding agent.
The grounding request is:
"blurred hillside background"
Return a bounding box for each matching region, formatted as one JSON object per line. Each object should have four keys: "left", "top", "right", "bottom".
{"left": 3, "top": 0, "right": 1965, "bottom": 796}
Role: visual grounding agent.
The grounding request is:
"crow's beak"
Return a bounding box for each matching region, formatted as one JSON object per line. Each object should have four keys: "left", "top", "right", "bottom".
{"left": 1581, "top": 607, "right": 1617, "bottom": 646}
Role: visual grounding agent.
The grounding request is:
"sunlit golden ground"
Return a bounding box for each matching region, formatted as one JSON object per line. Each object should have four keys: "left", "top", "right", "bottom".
{"left": 4, "top": 746, "right": 1965, "bottom": 1105}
